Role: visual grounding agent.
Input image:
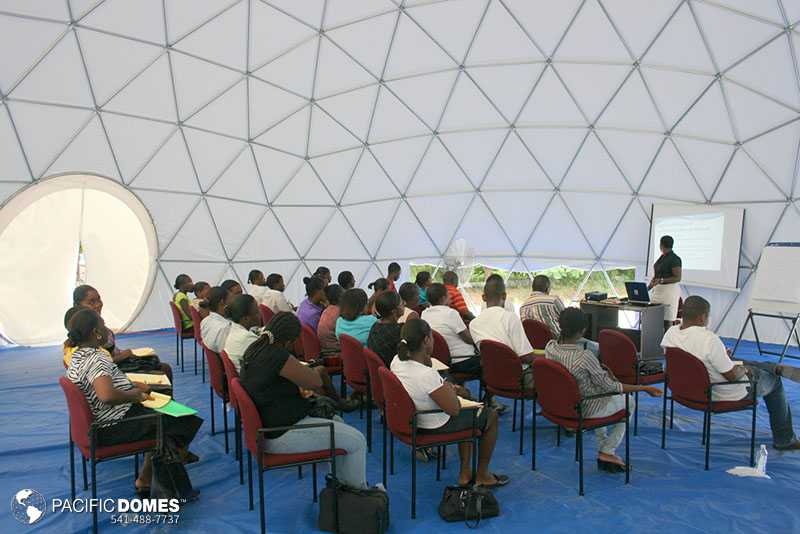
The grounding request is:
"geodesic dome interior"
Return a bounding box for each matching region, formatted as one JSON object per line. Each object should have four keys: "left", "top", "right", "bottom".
{"left": 1, "top": 0, "right": 799, "bottom": 343}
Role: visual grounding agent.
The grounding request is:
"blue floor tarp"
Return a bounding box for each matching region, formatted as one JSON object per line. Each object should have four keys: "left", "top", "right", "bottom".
{"left": 1, "top": 332, "right": 797, "bottom": 533}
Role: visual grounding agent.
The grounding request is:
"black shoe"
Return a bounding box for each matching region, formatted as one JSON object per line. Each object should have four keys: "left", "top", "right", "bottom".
{"left": 597, "top": 459, "right": 627, "bottom": 473}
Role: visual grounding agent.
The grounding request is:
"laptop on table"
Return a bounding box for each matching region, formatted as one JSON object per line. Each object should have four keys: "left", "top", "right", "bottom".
{"left": 624, "top": 282, "right": 652, "bottom": 306}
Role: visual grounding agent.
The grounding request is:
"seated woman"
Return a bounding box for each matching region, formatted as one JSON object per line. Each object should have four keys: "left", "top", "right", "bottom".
{"left": 545, "top": 308, "right": 662, "bottom": 472}
{"left": 223, "top": 294, "right": 261, "bottom": 373}
{"left": 337, "top": 270, "right": 355, "bottom": 290}
{"left": 297, "top": 276, "right": 328, "bottom": 332}
{"left": 391, "top": 319, "right": 507, "bottom": 488}
{"left": 246, "top": 270, "right": 268, "bottom": 303}
{"left": 173, "top": 274, "right": 195, "bottom": 333}
{"left": 200, "top": 286, "right": 233, "bottom": 354}
{"left": 398, "top": 282, "right": 421, "bottom": 323}
{"left": 366, "top": 278, "right": 389, "bottom": 315}
{"left": 68, "top": 286, "right": 172, "bottom": 380}
{"left": 335, "top": 289, "right": 378, "bottom": 345}
{"left": 65, "top": 308, "right": 203, "bottom": 497}
{"left": 220, "top": 279, "right": 243, "bottom": 296}
{"left": 415, "top": 271, "right": 432, "bottom": 308}
{"left": 191, "top": 282, "right": 211, "bottom": 320}
{"left": 367, "top": 291, "right": 404, "bottom": 367}
{"left": 313, "top": 266, "right": 332, "bottom": 286}
{"left": 240, "top": 312, "right": 367, "bottom": 488}
{"left": 318, "top": 284, "right": 344, "bottom": 355}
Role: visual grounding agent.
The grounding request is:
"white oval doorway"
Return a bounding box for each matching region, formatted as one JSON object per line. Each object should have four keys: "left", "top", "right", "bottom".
{"left": 0, "top": 174, "right": 158, "bottom": 345}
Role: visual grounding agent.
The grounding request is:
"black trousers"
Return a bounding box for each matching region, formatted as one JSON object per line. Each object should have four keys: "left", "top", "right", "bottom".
{"left": 96, "top": 403, "right": 203, "bottom": 449}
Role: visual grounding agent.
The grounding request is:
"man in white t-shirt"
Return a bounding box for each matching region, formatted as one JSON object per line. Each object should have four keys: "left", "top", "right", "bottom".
{"left": 662, "top": 295, "right": 799, "bottom": 450}
{"left": 470, "top": 275, "right": 536, "bottom": 389}
{"left": 260, "top": 273, "right": 295, "bottom": 313}
{"left": 421, "top": 283, "right": 480, "bottom": 372}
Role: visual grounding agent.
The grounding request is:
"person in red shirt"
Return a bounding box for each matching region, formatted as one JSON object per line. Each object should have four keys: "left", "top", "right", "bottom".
{"left": 386, "top": 262, "right": 401, "bottom": 293}
{"left": 443, "top": 270, "right": 475, "bottom": 323}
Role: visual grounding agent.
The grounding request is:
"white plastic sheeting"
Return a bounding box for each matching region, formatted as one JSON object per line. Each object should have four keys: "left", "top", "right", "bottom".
{"left": 0, "top": 1, "right": 798, "bottom": 342}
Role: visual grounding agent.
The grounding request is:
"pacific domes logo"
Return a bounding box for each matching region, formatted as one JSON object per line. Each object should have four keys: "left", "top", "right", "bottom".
{"left": 11, "top": 489, "right": 46, "bottom": 525}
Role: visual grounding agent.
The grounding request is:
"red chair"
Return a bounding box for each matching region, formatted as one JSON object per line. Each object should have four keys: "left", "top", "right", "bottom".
{"left": 599, "top": 329, "right": 664, "bottom": 435}
{"left": 220, "top": 351, "right": 244, "bottom": 484}
{"left": 204, "top": 346, "right": 230, "bottom": 454}
{"left": 230, "top": 378, "right": 346, "bottom": 534}
{"left": 379, "top": 366, "right": 481, "bottom": 518}
{"left": 189, "top": 306, "right": 205, "bottom": 381}
{"left": 259, "top": 304, "right": 275, "bottom": 326}
{"left": 431, "top": 329, "right": 481, "bottom": 387}
{"left": 363, "top": 348, "right": 389, "bottom": 486}
{"left": 480, "top": 340, "right": 536, "bottom": 461}
{"left": 302, "top": 323, "right": 345, "bottom": 396}
{"left": 340, "top": 333, "right": 372, "bottom": 449}
{"left": 60, "top": 377, "right": 159, "bottom": 533}
{"left": 169, "top": 300, "right": 194, "bottom": 372}
{"left": 661, "top": 347, "right": 756, "bottom": 470}
{"left": 532, "top": 358, "right": 631, "bottom": 496}
{"left": 522, "top": 318, "right": 553, "bottom": 350}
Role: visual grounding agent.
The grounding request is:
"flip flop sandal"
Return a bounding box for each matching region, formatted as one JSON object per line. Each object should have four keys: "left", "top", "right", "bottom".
{"left": 477, "top": 473, "right": 510, "bottom": 489}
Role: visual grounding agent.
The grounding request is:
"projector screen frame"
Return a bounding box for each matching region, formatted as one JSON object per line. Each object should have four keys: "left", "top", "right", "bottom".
{"left": 646, "top": 203, "right": 745, "bottom": 292}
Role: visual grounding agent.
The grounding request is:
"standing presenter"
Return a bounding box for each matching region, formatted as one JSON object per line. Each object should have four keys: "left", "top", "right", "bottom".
{"left": 649, "top": 235, "right": 682, "bottom": 332}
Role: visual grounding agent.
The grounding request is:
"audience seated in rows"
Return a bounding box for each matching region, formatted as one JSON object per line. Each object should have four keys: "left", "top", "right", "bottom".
{"left": 297, "top": 276, "right": 327, "bottom": 333}
{"left": 443, "top": 271, "right": 474, "bottom": 323}
{"left": 240, "top": 312, "right": 367, "bottom": 488}
{"left": 318, "top": 284, "right": 344, "bottom": 355}
{"left": 415, "top": 271, "right": 432, "bottom": 307}
{"left": 337, "top": 271, "right": 355, "bottom": 290}
{"left": 65, "top": 308, "right": 202, "bottom": 496}
{"left": 662, "top": 295, "right": 800, "bottom": 451}
{"left": 386, "top": 262, "right": 401, "bottom": 293}
{"left": 546, "top": 308, "right": 661, "bottom": 472}
{"left": 398, "top": 282, "right": 421, "bottom": 323}
{"left": 367, "top": 291, "right": 404, "bottom": 366}
{"left": 336, "top": 289, "right": 378, "bottom": 345}
{"left": 520, "top": 274, "right": 599, "bottom": 356}
{"left": 261, "top": 273, "right": 295, "bottom": 313}
{"left": 200, "top": 286, "right": 233, "bottom": 353}
{"left": 223, "top": 294, "right": 261, "bottom": 373}
{"left": 391, "top": 319, "right": 507, "bottom": 488}
{"left": 173, "top": 274, "right": 196, "bottom": 332}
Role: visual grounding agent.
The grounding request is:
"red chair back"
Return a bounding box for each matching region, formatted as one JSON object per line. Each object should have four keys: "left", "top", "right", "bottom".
{"left": 378, "top": 367, "right": 416, "bottom": 439}
{"left": 204, "top": 346, "right": 228, "bottom": 401}
{"left": 598, "top": 329, "right": 637, "bottom": 384}
{"left": 363, "top": 347, "right": 387, "bottom": 408}
{"left": 480, "top": 340, "right": 524, "bottom": 394}
{"left": 259, "top": 304, "right": 275, "bottom": 326}
{"left": 301, "top": 323, "right": 321, "bottom": 361}
{"left": 230, "top": 378, "right": 262, "bottom": 455}
{"left": 340, "top": 334, "right": 367, "bottom": 388}
{"left": 59, "top": 376, "right": 94, "bottom": 454}
{"left": 532, "top": 358, "right": 582, "bottom": 421}
{"left": 189, "top": 306, "right": 203, "bottom": 343}
{"left": 665, "top": 347, "right": 710, "bottom": 404}
{"left": 220, "top": 350, "right": 240, "bottom": 410}
{"left": 168, "top": 300, "right": 184, "bottom": 332}
{"left": 522, "top": 319, "right": 552, "bottom": 350}
{"left": 431, "top": 330, "right": 451, "bottom": 366}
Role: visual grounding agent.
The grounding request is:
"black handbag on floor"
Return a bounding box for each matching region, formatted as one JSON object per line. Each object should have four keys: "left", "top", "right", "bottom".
{"left": 318, "top": 475, "right": 389, "bottom": 534}
{"left": 150, "top": 456, "right": 194, "bottom": 500}
{"left": 438, "top": 485, "right": 499, "bottom": 528}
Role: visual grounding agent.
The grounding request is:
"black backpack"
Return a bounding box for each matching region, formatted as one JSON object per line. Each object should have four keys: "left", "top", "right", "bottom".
{"left": 318, "top": 475, "right": 389, "bottom": 534}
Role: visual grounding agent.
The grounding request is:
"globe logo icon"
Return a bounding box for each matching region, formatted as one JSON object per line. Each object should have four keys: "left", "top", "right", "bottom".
{"left": 11, "top": 489, "right": 46, "bottom": 525}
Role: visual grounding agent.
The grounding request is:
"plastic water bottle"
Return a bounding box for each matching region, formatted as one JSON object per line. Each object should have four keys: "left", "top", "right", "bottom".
{"left": 756, "top": 444, "right": 768, "bottom": 475}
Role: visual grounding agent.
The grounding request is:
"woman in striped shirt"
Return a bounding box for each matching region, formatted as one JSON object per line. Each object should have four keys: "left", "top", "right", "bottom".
{"left": 545, "top": 308, "right": 661, "bottom": 473}
{"left": 65, "top": 308, "right": 202, "bottom": 497}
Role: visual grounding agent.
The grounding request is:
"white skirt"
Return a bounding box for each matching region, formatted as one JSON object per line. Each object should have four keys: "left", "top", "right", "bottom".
{"left": 650, "top": 282, "right": 681, "bottom": 321}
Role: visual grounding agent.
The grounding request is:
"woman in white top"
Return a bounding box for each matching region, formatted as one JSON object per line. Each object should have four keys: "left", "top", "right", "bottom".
{"left": 223, "top": 294, "right": 261, "bottom": 372}
{"left": 390, "top": 319, "right": 507, "bottom": 488}
{"left": 200, "top": 286, "right": 233, "bottom": 353}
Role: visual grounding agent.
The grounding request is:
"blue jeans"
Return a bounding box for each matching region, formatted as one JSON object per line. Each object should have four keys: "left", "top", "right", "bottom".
{"left": 742, "top": 361, "right": 797, "bottom": 448}
{"left": 264, "top": 415, "right": 368, "bottom": 489}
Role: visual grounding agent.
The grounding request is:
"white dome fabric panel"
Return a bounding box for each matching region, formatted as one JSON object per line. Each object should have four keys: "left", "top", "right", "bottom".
{"left": 0, "top": 0, "right": 799, "bottom": 342}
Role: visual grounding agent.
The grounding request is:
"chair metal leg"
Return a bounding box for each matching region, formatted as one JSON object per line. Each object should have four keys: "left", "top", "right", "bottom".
{"left": 512, "top": 398, "right": 518, "bottom": 432}
{"left": 625, "top": 395, "right": 631, "bottom": 485}
{"left": 702, "top": 411, "right": 708, "bottom": 445}
{"left": 194, "top": 341, "right": 198, "bottom": 375}
{"left": 91, "top": 454, "right": 97, "bottom": 534}
{"left": 575, "top": 431, "right": 579, "bottom": 461}
{"left": 82, "top": 457, "right": 88, "bottom": 490}
{"left": 411, "top": 445, "right": 417, "bottom": 519}
{"left": 382, "top": 417, "right": 387, "bottom": 488}
{"left": 556, "top": 425, "right": 561, "bottom": 447}
{"left": 258, "top": 457, "right": 266, "bottom": 534}
{"left": 247, "top": 451, "right": 253, "bottom": 511}
{"left": 519, "top": 397, "right": 525, "bottom": 455}
{"left": 531, "top": 405, "right": 537, "bottom": 471}
{"left": 670, "top": 399, "right": 674, "bottom": 429}
{"left": 312, "top": 463, "right": 318, "bottom": 502}
{"left": 661, "top": 391, "right": 668, "bottom": 449}
{"left": 134, "top": 453, "right": 139, "bottom": 482}
{"left": 442, "top": 444, "right": 447, "bottom": 470}
{"left": 577, "top": 425, "right": 584, "bottom": 497}
{"left": 180, "top": 338, "right": 185, "bottom": 373}
{"left": 223, "top": 400, "right": 229, "bottom": 454}
{"left": 210, "top": 387, "right": 216, "bottom": 436}
{"left": 69, "top": 438, "right": 76, "bottom": 499}
{"left": 750, "top": 402, "right": 757, "bottom": 467}
{"left": 366, "top": 386, "right": 373, "bottom": 453}
{"left": 297, "top": 465, "right": 302, "bottom": 479}
{"left": 202, "top": 351, "right": 206, "bottom": 383}
{"left": 390, "top": 433, "right": 395, "bottom": 475}
{"left": 704, "top": 411, "right": 712, "bottom": 471}
{"left": 436, "top": 445, "right": 441, "bottom": 481}
{"left": 634, "top": 390, "right": 639, "bottom": 436}
{"left": 175, "top": 333, "right": 179, "bottom": 366}
{"left": 237, "top": 415, "right": 244, "bottom": 485}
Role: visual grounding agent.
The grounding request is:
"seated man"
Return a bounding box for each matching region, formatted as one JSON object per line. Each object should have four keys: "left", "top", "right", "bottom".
{"left": 261, "top": 273, "right": 295, "bottom": 313}
{"left": 420, "top": 283, "right": 481, "bottom": 378}
{"left": 662, "top": 295, "right": 800, "bottom": 451}
{"left": 443, "top": 271, "right": 475, "bottom": 323}
{"left": 470, "top": 276, "right": 536, "bottom": 389}
{"left": 519, "top": 274, "right": 599, "bottom": 356}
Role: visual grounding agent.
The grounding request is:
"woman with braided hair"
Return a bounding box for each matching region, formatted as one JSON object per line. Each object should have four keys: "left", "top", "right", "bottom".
{"left": 240, "top": 312, "right": 368, "bottom": 488}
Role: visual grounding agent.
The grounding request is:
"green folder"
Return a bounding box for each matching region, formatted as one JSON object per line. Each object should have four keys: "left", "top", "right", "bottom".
{"left": 154, "top": 400, "right": 198, "bottom": 417}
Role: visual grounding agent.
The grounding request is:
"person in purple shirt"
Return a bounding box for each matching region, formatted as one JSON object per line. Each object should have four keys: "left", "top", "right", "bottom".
{"left": 297, "top": 276, "right": 328, "bottom": 332}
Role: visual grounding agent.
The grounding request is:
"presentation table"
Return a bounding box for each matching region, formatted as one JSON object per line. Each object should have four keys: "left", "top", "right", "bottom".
{"left": 579, "top": 300, "right": 665, "bottom": 361}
